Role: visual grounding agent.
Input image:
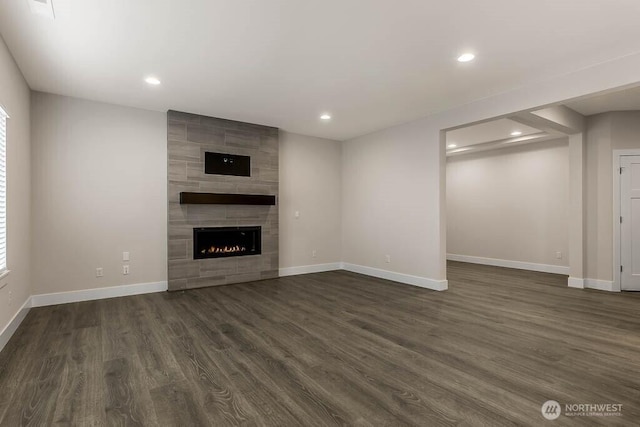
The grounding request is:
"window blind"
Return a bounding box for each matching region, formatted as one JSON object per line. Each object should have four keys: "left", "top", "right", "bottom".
{"left": 0, "top": 106, "right": 7, "bottom": 272}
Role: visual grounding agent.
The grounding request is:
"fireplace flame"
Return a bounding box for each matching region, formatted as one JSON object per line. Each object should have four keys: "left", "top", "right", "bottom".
{"left": 200, "top": 245, "right": 247, "bottom": 255}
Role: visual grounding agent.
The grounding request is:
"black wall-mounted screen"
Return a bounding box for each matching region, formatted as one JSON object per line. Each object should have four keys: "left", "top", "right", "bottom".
{"left": 205, "top": 152, "right": 250, "bottom": 177}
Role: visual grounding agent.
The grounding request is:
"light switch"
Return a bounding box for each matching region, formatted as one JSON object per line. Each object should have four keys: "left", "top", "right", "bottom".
{"left": 123, "top": 252, "right": 130, "bottom": 262}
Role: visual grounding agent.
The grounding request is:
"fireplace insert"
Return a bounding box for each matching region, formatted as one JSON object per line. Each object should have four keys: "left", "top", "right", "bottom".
{"left": 193, "top": 226, "right": 261, "bottom": 259}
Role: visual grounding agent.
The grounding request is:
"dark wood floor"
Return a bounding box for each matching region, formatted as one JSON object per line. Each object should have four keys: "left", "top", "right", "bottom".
{"left": 1, "top": 262, "right": 640, "bottom": 426}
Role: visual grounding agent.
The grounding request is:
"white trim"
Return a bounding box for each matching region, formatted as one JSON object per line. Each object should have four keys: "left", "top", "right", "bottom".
{"left": 279, "top": 263, "right": 341, "bottom": 277}
{"left": 30, "top": 281, "right": 168, "bottom": 307}
{"left": 584, "top": 279, "right": 617, "bottom": 292}
{"left": 1, "top": 281, "right": 167, "bottom": 354}
{"left": 0, "top": 110, "right": 7, "bottom": 273}
{"left": 0, "top": 296, "right": 32, "bottom": 353}
{"left": 613, "top": 149, "right": 640, "bottom": 292}
{"left": 280, "top": 262, "right": 447, "bottom": 291}
{"left": 341, "top": 262, "right": 448, "bottom": 291}
{"left": 0, "top": 270, "right": 9, "bottom": 290}
{"left": 447, "top": 254, "right": 569, "bottom": 275}
{"left": 568, "top": 277, "right": 585, "bottom": 289}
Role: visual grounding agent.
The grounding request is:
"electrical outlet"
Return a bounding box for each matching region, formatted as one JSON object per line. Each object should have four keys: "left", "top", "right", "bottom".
{"left": 556, "top": 251, "right": 562, "bottom": 259}
{"left": 385, "top": 255, "right": 391, "bottom": 263}
{"left": 123, "top": 251, "right": 130, "bottom": 262}
{"left": 8, "top": 290, "right": 13, "bottom": 307}
{"left": 312, "top": 249, "right": 317, "bottom": 258}
{"left": 96, "top": 267, "right": 104, "bottom": 277}
{"left": 123, "top": 265, "right": 130, "bottom": 275}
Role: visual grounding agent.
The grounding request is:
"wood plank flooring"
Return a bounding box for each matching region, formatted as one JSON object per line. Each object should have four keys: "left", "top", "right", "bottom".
{"left": 1, "top": 261, "right": 640, "bottom": 426}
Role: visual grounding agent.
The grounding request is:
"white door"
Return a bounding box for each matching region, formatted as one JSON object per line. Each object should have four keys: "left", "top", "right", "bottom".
{"left": 621, "top": 155, "right": 640, "bottom": 291}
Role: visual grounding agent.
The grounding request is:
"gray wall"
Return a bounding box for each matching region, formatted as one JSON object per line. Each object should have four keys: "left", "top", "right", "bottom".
{"left": 279, "top": 132, "right": 341, "bottom": 269}
{"left": 167, "top": 111, "right": 279, "bottom": 290}
{"left": 585, "top": 111, "right": 640, "bottom": 281}
{"left": 341, "top": 120, "right": 443, "bottom": 280}
{"left": 31, "top": 92, "right": 167, "bottom": 294}
{"left": 447, "top": 139, "right": 570, "bottom": 268}
{"left": 0, "top": 35, "right": 31, "bottom": 335}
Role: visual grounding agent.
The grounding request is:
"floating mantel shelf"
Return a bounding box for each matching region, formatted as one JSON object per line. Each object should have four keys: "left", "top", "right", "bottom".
{"left": 179, "top": 192, "right": 276, "bottom": 206}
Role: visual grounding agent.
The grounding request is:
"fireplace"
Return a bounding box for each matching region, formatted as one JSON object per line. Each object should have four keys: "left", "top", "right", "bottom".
{"left": 193, "top": 226, "right": 261, "bottom": 259}
{"left": 168, "top": 111, "right": 278, "bottom": 291}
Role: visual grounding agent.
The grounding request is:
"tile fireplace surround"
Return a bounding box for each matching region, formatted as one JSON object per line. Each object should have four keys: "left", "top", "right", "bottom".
{"left": 167, "top": 110, "right": 279, "bottom": 291}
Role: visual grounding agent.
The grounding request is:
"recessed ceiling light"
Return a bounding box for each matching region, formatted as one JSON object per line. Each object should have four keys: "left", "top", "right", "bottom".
{"left": 447, "top": 144, "right": 457, "bottom": 149}
{"left": 145, "top": 76, "right": 161, "bottom": 86}
{"left": 510, "top": 131, "right": 522, "bottom": 136}
{"left": 320, "top": 114, "right": 331, "bottom": 120}
{"left": 457, "top": 53, "right": 475, "bottom": 63}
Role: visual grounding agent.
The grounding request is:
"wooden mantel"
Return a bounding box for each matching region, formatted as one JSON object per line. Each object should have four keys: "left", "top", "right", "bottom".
{"left": 179, "top": 192, "right": 276, "bottom": 206}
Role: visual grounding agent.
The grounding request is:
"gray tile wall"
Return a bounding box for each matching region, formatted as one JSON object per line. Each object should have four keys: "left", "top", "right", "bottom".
{"left": 167, "top": 110, "right": 278, "bottom": 291}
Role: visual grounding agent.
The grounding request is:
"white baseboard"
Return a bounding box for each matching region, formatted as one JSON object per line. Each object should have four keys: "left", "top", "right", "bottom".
{"left": 447, "top": 254, "right": 569, "bottom": 275}
{"left": 30, "top": 281, "right": 168, "bottom": 308}
{"left": 279, "top": 262, "right": 342, "bottom": 277}
{"left": 584, "top": 279, "right": 617, "bottom": 292}
{"left": 280, "top": 261, "right": 447, "bottom": 291}
{"left": 568, "top": 277, "right": 618, "bottom": 292}
{"left": 341, "top": 263, "right": 448, "bottom": 291}
{"left": 568, "top": 277, "right": 585, "bottom": 289}
{"left": 0, "top": 296, "right": 32, "bottom": 353}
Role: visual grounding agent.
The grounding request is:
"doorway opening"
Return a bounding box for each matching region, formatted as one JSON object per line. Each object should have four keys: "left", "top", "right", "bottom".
{"left": 444, "top": 116, "right": 571, "bottom": 280}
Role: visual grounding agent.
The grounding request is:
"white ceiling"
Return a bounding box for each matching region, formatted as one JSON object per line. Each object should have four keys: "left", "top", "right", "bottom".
{"left": 446, "top": 119, "right": 541, "bottom": 148}
{"left": 2, "top": 1, "right": 640, "bottom": 140}
{"left": 566, "top": 85, "right": 640, "bottom": 116}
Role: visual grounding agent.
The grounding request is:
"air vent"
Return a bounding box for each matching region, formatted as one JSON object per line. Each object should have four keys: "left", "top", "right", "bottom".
{"left": 28, "top": 0, "right": 55, "bottom": 19}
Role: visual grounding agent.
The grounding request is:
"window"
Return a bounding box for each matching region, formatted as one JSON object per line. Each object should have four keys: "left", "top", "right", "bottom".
{"left": 0, "top": 106, "right": 7, "bottom": 273}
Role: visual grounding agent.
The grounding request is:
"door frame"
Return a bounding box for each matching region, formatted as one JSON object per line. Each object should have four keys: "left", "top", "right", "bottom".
{"left": 613, "top": 149, "right": 640, "bottom": 291}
